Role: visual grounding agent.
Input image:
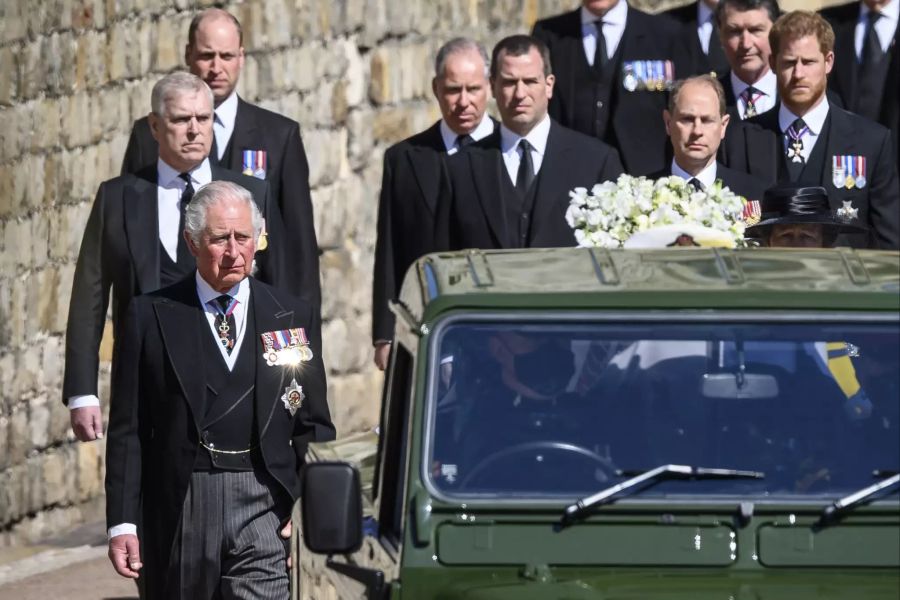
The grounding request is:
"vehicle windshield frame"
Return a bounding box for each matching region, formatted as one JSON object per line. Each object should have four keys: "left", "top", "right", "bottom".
{"left": 420, "top": 309, "right": 900, "bottom": 506}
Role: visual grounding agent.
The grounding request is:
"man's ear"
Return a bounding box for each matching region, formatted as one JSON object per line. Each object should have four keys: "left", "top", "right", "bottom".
{"left": 720, "top": 113, "right": 731, "bottom": 139}
{"left": 183, "top": 231, "right": 199, "bottom": 257}
{"left": 663, "top": 109, "right": 672, "bottom": 136}
{"left": 148, "top": 112, "right": 161, "bottom": 143}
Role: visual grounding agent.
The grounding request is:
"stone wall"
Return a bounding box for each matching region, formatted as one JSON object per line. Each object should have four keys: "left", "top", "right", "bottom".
{"left": 0, "top": 0, "right": 832, "bottom": 545}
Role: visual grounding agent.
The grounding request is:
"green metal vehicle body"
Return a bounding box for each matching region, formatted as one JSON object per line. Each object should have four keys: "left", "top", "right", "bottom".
{"left": 296, "top": 248, "right": 900, "bottom": 600}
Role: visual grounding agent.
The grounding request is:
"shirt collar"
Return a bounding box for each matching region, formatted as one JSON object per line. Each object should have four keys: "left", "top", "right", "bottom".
{"left": 499, "top": 114, "right": 552, "bottom": 155}
{"left": 581, "top": 0, "right": 627, "bottom": 28}
{"left": 778, "top": 96, "right": 830, "bottom": 134}
{"left": 215, "top": 91, "right": 239, "bottom": 127}
{"left": 195, "top": 271, "right": 250, "bottom": 308}
{"left": 861, "top": 0, "right": 899, "bottom": 26}
{"left": 671, "top": 158, "right": 718, "bottom": 188}
{"left": 439, "top": 115, "right": 495, "bottom": 152}
{"left": 730, "top": 68, "right": 777, "bottom": 97}
{"left": 697, "top": 1, "right": 714, "bottom": 25}
{"left": 157, "top": 157, "right": 213, "bottom": 188}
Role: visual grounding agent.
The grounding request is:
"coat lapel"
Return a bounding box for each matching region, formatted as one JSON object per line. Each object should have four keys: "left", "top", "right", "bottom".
{"left": 154, "top": 277, "right": 207, "bottom": 425}
{"left": 407, "top": 146, "right": 443, "bottom": 216}
{"left": 123, "top": 167, "right": 161, "bottom": 294}
{"left": 469, "top": 144, "right": 508, "bottom": 245}
{"left": 249, "top": 279, "right": 295, "bottom": 438}
{"left": 226, "top": 99, "right": 262, "bottom": 173}
{"left": 530, "top": 123, "right": 574, "bottom": 240}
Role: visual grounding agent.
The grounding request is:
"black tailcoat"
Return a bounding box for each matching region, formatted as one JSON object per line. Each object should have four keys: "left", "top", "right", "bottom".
{"left": 747, "top": 103, "right": 900, "bottom": 249}
{"left": 665, "top": 1, "right": 729, "bottom": 77}
{"left": 438, "top": 121, "right": 624, "bottom": 250}
{"left": 105, "top": 275, "right": 334, "bottom": 599}
{"left": 533, "top": 7, "right": 681, "bottom": 175}
{"left": 121, "top": 98, "right": 321, "bottom": 310}
{"left": 821, "top": 1, "right": 900, "bottom": 179}
{"left": 372, "top": 119, "right": 498, "bottom": 344}
{"left": 63, "top": 166, "right": 290, "bottom": 402}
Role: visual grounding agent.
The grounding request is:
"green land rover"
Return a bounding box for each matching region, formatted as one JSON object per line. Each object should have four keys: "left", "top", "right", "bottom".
{"left": 295, "top": 247, "right": 900, "bottom": 600}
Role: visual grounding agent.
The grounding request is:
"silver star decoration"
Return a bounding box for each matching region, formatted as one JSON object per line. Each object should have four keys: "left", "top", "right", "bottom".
{"left": 836, "top": 200, "right": 858, "bottom": 222}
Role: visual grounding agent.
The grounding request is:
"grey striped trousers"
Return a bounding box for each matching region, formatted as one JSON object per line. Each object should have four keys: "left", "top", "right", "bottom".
{"left": 166, "top": 470, "right": 291, "bottom": 600}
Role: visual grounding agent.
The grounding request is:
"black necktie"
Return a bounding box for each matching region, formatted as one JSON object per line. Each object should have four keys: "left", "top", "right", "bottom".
{"left": 212, "top": 295, "right": 237, "bottom": 354}
{"left": 515, "top": 139, "right": 535, "bottom": 194}
{"left": 688, "top": 177, "right": 704, "bottom": 192}
{"left": 856, "top": 11, "right": 885, "bottom": 119}
{"left": 593, "top": 21, "right": 608, "bottom": 74}
{"left": 176, "top": 173, "right": 195, "bottom": 263}
{"left": 456, "top": 134, "right": 475, "bottom": 150}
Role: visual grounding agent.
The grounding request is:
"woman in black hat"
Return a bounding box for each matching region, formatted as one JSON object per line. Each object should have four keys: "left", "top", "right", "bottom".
{"left": 746, "top": 184, "right": 868, "bottom": 248}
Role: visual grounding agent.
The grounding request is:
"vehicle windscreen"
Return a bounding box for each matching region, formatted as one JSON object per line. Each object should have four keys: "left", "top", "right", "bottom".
{"left": 427, "top": 318, "right": 900, "bottom": 501}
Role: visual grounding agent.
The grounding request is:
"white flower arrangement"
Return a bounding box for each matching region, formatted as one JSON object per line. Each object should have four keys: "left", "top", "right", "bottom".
{"left": 565, "top": 174, "right": 749, "bottom": 249}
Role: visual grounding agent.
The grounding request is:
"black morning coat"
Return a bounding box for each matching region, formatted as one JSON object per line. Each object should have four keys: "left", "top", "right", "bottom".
{"left": 747, "top": 102, "right": 900, "bottom": 249}
{"left": 62, "top": 165, "right": 292, "bottom": 403}
{"left": 436, "top": 120, "right": 624, "bottom": 251}
{"left": 371, "top": 119, "right": 499, "bottom": 344}
{"left": 121, "top": 97, "right": 321, "bottom": 311}
{"left": 533, "top": 7, "right": 682, "bottom": 176}
{"left": 820, "top": 0, "right": 900, "bottom": 180}
{"left": 648, "top": 161, "right": 767, "bottom": 201}
{"left": 665, "top": 0, "right": 730, "bottom": 78}
{"left": 105, "top": 275, "right": 334, "bottom": 600}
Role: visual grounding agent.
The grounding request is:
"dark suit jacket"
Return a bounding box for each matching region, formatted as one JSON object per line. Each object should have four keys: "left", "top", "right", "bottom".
{"left": 533, "top": 8, "right": 681, "bottom": 175}
{"left": 648, "top": 161, "right": 766, "bottom": 200}
{"left": 371, "top": 119, "right": 498, "bottom": 344}
{"left": 105, "top": 275, "right": 334, "bottom": 599}
{"left": 121, "top": 98, "right": 321, "bottom": 310}
{"left": 63, "top": 165, "right": 289, "bottom": 402}
{"left": 439, "top": 121, "right": 624, "bottom": 250}
{"left": 821, "top": 1, "right": 900, "bottom": 178}
{"left": 665, "top": 1, "right": 729, "bottom": 77}
{"left": 747, "top": 103, "right": 900, "bottom": 249}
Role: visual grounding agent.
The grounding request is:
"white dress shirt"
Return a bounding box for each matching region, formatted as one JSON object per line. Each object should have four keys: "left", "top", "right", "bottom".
{"left": 213, "top": 91, "right": 239, "bottom": 161}
{"left": 730, "top": 69, "right": 778, "bottom": 119}
{"left": 440, "top": 115, "right": 495, "bottom": 155}
{"left": 108, "top": 274, "right": 253, "bottom": 539}
{"left": 671, "top": 158, "right": 718, "bottom": 189}
{"left": 778, "top": 97, "right": 830, "bottom": 163}
{"left": 696, "top": 1, "right": 715, "bottom": 55}
{"left": 581, "top": 1, "right": 628, "bottom": 66}
{"left": 68, "top": 158, "right": 213, "bottom": 411}
{"left": 855, "top": 0, "right": 899, "bottom": 59}
{"left": 499, "top": 115, "right": 552, "bottom": 185}
{"left": 195, "top": 272, "right": 251, "bottom": 371}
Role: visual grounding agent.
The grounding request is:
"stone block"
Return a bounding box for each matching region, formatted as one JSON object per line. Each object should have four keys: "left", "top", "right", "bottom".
{"left": 21, "top": 154, "right": 47, "bottom": 213}
{"left": 43, "top": 448, "right": 75, "bottom": 505}
{"left": 72, "top": 0, "right": 106, "bottom": 30}
{"left": 321, "top": 314, "right": 370, "bottom": 375}
{"left": 62, "top": 92, "right": 92, "bottom": 148}
{"left": 0, "top": 46, "right": 18, "bottom": 106}
{"left": 77, "top": 438, "right": 103, "bottom": 500}
{"left": 368, "top": 46, "right": 390, "bottom": 105}
{"left": 29, "top": 397, "right": 51, "bottom": 451}
{"left": 54, "top": 263, "right": 76, "bottom": 334}
{"left": 320, "top": 244, "right": 370, "bottom": 322}
{"left": 76, "top": 30, "right": 110, "bottom": 91}
{"left": 328, "top": 0, "right": 367, "bottom": 37}
{"left": 44, "top": 31, "right": 78, "bottom": 97}
{"left": 18, "top": 39, "right": 43, "bottom": 101}
{"left": 371, "top": 104, "right": 438, "bottom": 146}
{"left": 295, "top": 80, "right": 335, "bottom": 129}
{"left": 8, "top": 276, "right": 28, "bottom": 348}
{"left": 0, "top": 465, "right": 27, "bottom": 527}
{"left": 0, "top": 3, "right": 26, "bottom": 44}
{"left": 18, "top": 333, "right": 43, "bottom": 396}
{"left": 49, "top": 201, "right": 91, "bottom": 262}
{"left": 340, "top": 40, "right": 367, "bottom": 109}
{"left": 305, "top": 128, "right": 346, "bottom": 188}
{"left": 0, "top": 164, "right": 13, "bottom": 218}
{"left": 0, "top": 354, "right": 14, "bottom": 410}
{"left": 33, "top": 97, "right": 62, "bottom": 153}
{"left": 31, "top": 212, "right": 51, "bottom": 270}
{"left": 260, "top": 0, "right": 293, "bottom": 48}
{"left": 346, "top": 107, "right": 375, "bottom": 171}
{"left": 8, "top": 405, "right": 29, "bottom": 466}
{"left": 154, "top": 13, "right": 186, "bottom": 72}
{"left": 326, "top": 370, "right": 382, "bottom": 436}
{"left": 43, "top": 150, "right": 62, "bottom": 208}
{"left": 0, "top": 281, "right": 11, "bottom": 349}
{"left": 0, "top": 416, "right": 9, "bottom": 471}
{"left": 359, "top": 0, "right": 388, "bottom": 48}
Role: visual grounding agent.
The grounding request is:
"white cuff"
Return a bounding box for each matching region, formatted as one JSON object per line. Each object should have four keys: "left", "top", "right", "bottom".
{"left": 108, "top": 523, "right": 137, "bottom": 539}
{"left": 69, "top": 395, "right": 101, "bottom": 409}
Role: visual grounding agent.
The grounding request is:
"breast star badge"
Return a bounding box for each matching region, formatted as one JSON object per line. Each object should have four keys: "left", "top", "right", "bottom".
{"left": 836, "top": 200, "right": 858, "bottom": 222}
{"left": 281, "top": 378, "right": 304, "bottom": 416}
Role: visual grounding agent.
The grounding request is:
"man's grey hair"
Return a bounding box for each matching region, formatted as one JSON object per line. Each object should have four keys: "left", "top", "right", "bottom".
{"left": 184, "top": 181, "right": 264, "bottom": 245}
{"left": 434, "top": 37, "right": 490, "bottom": 79}
{"left": 151, "top": 71, "right": 214, "bottom": 117}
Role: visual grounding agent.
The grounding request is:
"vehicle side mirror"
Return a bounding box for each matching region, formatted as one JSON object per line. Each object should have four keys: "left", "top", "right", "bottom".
{"left": 300, "top": 462, "right": 363, "bottom": 554}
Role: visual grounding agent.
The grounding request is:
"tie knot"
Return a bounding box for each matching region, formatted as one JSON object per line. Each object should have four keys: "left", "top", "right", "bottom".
{"left": 741, "top": 86, "right": 759, "bottom": 98}
{"left": 179, "top": 172, "right": 192, "bottom": 184}
{"left": 456, "top": 134, "right": 474, "bottom": 149}
{"left": 518, "top": 138, "right": 532, "bottom": 153}
{"left": 688, "top": 177, "right": 704, "bottom": 191}
{"left": 866, "top": 10, "right": 881, "bottom": 24}
{"left": 213, "top": 294, "right": 233, "bottom": 312}
{"left": 789, "top": 118, "right": 807, "bottom": 134}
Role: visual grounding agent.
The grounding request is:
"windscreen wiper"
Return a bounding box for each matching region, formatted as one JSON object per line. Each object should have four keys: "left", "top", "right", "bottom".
{"left": 560, "top": 464, "right": 764, "bottom": 527}
{"left": 817, "top": 470, "right": 900, "bottom": 527}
